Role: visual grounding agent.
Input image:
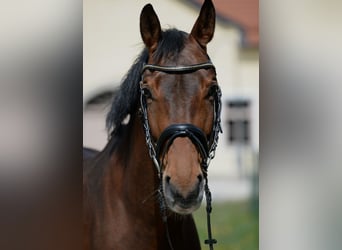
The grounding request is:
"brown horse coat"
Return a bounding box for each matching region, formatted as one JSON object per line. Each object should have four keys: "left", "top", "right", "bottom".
{"left": 84, "top": 1, "right": 217, "bottom": 249}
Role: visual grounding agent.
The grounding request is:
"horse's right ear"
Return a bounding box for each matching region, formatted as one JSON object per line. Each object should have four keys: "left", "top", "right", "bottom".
{"left": 140, "top": 4, "right": 161, "bottom": 52}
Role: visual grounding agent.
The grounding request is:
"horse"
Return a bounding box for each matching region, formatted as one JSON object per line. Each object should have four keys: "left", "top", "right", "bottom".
{"left": 83, "top": 1, "right": 222, "bottom": 249}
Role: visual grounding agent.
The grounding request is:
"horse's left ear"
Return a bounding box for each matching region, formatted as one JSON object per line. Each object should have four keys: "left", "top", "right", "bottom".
{"left": 190, "top": 0, "right": 216, "bottom": 48}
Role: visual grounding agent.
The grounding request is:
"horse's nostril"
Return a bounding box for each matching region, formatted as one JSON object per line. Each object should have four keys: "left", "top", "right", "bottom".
{"left": 165, "top": 175, "right": 171, "bottom": 184}
{"left": 197, "top": 175, "right": 203, "bottom": 183}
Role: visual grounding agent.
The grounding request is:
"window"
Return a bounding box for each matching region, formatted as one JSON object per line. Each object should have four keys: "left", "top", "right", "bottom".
{"left": 226, "top": 99, "right": 251, "bottom": 145}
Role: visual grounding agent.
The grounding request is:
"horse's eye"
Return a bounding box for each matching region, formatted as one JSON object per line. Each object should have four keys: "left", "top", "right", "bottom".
{"left": 142, "top": 88, "right": 153, "bottom": 101}
{"left": 207, "top": 85, "right": 218, "bottom": 101}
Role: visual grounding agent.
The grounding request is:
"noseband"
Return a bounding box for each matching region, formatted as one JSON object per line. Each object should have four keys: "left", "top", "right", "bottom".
{"left": 139, "top": 61, "right": 222, "bottom": 250}
{"left": 156, "top": 124, "right": 209, "bottom": 163}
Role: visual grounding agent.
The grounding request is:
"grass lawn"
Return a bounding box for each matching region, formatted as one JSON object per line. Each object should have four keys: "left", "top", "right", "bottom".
{"left": 193, "top": 199, "right": 259, "bottom": 250}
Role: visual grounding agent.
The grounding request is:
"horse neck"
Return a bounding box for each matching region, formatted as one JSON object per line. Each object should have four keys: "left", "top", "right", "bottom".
{"left": 104, "top": 116, "right": 198, "bottom": 249}
{"left": 113, "top": 114, "right": 161, "bottom": 216}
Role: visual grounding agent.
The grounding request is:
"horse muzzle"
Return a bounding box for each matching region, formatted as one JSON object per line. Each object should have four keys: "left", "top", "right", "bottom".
{"left": 155, "top": 125, "right": 208, "bottom": 214}
{"left": 163, "top": 173, "right": 204, "bottom": 214}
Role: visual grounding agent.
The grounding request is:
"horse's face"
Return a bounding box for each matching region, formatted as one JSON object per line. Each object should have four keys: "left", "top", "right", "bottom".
{"left": 142, "top": 43, "right": 217, "bottom": 214}
{"left": 140, "top": 0, "right": 216, "bottom": 214}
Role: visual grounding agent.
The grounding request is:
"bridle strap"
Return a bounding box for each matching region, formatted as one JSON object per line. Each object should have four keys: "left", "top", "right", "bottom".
{"left": 139, "top": 60, "right": 220, "bottom": 250}
{"left": 156, "top": 124, "right": 209, "bottom": 162}
{"left": 142, "top": 61, "right": 215, "bottom": 74}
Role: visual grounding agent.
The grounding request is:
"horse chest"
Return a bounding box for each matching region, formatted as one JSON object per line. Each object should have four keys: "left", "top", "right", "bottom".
{"left": 92, "top": 200, "right": 162, "bottom": 250}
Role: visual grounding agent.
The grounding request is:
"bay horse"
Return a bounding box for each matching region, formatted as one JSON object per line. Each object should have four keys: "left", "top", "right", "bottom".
{"left": 84, "top": 1, "right": 222, "bottom": 249}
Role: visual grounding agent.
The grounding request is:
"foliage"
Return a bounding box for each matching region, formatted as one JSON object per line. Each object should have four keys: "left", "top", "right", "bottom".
{"left": 193, "top": 200, "right": 259, "bottom": 250}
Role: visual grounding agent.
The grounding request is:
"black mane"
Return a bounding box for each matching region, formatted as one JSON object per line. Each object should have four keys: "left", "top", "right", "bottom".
{"left": 106, "top": 29, "right": 187, "bottom": 137}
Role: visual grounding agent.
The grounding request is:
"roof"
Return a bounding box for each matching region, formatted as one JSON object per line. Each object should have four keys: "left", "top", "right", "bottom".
{"left": 189, "top": 0, "right": 259, "bottom": 48}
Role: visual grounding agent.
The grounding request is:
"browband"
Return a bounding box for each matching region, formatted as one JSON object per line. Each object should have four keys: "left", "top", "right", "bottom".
{"left": 142, "top": 61, "right": 215, "bottom": 74}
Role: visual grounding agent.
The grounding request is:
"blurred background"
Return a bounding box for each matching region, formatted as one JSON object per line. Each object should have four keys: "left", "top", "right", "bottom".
{"left": 83, "top": 0, "right": 259, "bottom": 249}
{"left": 2, "top": 0, "right": 341, "bottom": 249}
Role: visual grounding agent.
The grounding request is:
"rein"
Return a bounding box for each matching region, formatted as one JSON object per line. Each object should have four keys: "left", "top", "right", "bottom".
{"left": 140, "top": 61, "right": 222, "bottom": 250}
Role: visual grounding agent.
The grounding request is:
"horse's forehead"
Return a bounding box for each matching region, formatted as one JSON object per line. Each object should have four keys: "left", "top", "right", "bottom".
{"left": 159, "top": 73, "right": 201, "bottom": 95}
{"left": 179, "top": 40, "right": 208, "bottom": 64}
{"left": 154, "top": 36, "right": 208, "bottom": 65}
{"left": 181, "top": 37, "right": 209, "bottom": 61}
{"left": 148, "top": 36, "right": 212, "bottom": 94}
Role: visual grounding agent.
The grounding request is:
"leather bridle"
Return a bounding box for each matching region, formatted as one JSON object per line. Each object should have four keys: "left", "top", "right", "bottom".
{"left": 139, "top": 61, "right": 222, "bottom": 250}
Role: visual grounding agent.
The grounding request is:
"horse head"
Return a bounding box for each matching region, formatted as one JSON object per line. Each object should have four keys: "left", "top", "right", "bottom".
{"left": 139, "top": 0, "right": 219, "bottom": 215}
